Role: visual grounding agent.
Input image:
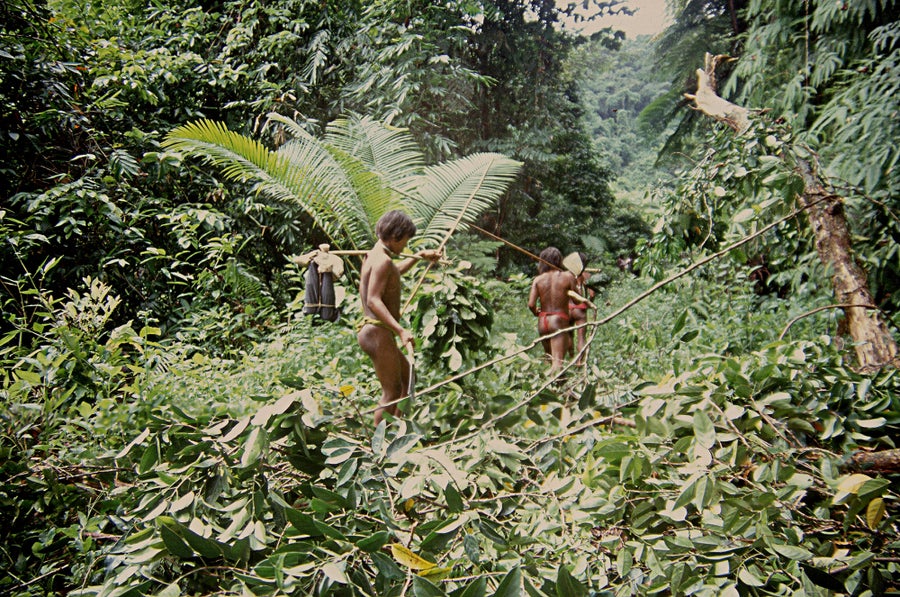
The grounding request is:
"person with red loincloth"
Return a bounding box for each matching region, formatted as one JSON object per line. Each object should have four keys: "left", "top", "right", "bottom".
{"left": 528, "top": 247, "right": 577, "bottom": 374}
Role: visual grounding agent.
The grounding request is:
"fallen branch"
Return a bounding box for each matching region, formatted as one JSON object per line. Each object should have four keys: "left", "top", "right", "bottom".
{"left": 841, "top": 448, "right": 900, "bottom": 474}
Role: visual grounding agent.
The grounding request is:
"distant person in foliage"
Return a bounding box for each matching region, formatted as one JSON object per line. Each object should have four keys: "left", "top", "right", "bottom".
{"left": 569, "top": 252, "right": 595, "bottom": 366}
{"left": 528, "top": 247, "right": 577, "bottom": 374}
{"left": 357, "top": 210, "right": 442, "bottom": 425}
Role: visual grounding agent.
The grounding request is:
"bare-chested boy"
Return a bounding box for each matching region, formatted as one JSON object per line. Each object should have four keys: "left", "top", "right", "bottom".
{"left": 357, "top": 210, "right": 442, "bottom": 425}
{"left": 528, "top": 247, "right": 577, "bottom": 373}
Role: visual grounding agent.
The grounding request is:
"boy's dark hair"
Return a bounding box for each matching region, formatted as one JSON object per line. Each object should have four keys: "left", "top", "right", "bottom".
{"left": 375, "top": 210, "right": 417, "bottom": 242}
{"left": 538, "top": 246, "right": 562, "bottom": 274}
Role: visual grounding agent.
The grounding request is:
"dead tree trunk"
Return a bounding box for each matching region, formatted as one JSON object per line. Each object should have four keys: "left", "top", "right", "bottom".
{"left": 685, "top": 53, "right": 898, "bottom": 371}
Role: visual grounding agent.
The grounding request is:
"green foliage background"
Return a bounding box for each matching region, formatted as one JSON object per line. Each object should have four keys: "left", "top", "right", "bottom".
{"left": 1, "top": 0, "right": 899, "bottom": 595}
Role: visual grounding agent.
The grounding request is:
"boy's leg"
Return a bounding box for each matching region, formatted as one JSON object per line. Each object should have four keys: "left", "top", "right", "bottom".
{"left": 549, "top": 328, "right": 569, "bottom": 373}
{"left": 359, "top": 326, "right": 407, "bottom": 424}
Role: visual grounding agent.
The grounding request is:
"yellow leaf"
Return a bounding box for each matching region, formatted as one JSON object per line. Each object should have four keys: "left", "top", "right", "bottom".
{"left": 339, "top": 385, "right": 354, "bottom": 397}
{"left": 418, "top": 565, "right": 452, "bottom": 582}
{"left": 837, "top": 473, "right": 871, "bottom": 494}
{"left": 390, "top": 544, "right": 436, "bottom": 571}
{"left": 867, "top": 497, "right": 886, "bottom": 529}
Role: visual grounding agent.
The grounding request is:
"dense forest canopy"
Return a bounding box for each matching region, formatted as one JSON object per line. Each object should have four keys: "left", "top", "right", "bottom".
{"left": 1, "top": 0, "right": 898, "bottom": 595}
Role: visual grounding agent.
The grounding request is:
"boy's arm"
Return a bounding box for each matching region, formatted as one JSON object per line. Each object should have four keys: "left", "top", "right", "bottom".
{"left": 397, "top": 249, "right": 443, "bottom": 275}
{"left": 567, "top": 289, "right": 596, "bottom": 309}
{"left": 528, "top": 279, "right": 539, "bottom": 315}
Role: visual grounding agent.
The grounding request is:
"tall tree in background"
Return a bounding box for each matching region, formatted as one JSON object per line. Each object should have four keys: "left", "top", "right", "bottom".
{"left": 455, "top": 0, "right": 623, "bottom": 269}
{"left": 643, "top": 0, "right": 899, "bottom": 369}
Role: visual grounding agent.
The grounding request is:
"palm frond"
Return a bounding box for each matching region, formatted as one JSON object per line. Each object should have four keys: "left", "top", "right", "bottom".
{"left": 325, "top": 116, "right": 425, "bottom": 202}
{"left": 165, "top": 118, "right": 522, "bottom": 252}
{"left": 275, "top": 138, "right": 372, "bottom": 249}
{"left": 266, "top": 112, "right": 318, "bottom": 144}
{"left": 164, "top": 120, "right": 293, "bottom": 191}
{"left": 410, "top": 153, "right": 522, "bottom": 247}
{"left": 164, "top": 120, "right": 354, "bottom": 245}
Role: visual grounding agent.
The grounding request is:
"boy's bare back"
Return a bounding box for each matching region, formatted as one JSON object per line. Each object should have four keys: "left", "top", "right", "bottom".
{"left": 359, "top": 245, "right": 403, "bottom": 330}
{"left": 530, "top": 270, "right": 576, "bottom": 315}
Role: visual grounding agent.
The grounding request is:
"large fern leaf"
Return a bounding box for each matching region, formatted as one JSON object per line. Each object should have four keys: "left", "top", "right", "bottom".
{"left": 164, "top": 119, "right": 356, "bottom": 245}
{"left": 410, "top": 153, "right": 522, "bottom": 247}
{"left": 164, "top": 118, "right": 521, "bottom": 252}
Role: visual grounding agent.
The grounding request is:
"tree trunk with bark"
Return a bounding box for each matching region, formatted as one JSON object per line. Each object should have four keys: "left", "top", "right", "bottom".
{"left": 685, "top": 53, "right": 899, "bottom": 371}
{"left": 842, "top": 449, "right": 900, "bottom": 474}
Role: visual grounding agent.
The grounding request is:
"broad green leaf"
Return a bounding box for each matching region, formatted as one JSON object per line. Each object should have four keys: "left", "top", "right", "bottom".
{"left": 770, "top": 544, "right": 813, "bottom": 561}
{"left": 459, "top": 577, "right": 487, "bottom": 597}
{"left": 493, "top": 567, "right": 522, "bottom": 597}
{"left": 386, "top": 433, "right": 422, "bottom": 461}
{"left": 800, "top": 564, "right": 846, "bottom": 592}
{"left": 371, "top": 552, "right": 405, "bottom": 580}
{"left": 857, "top": 478, "right": 890, "bottom": 501}
{"left": 692, "top": 410, "right": 716, "bottom": 449}
{"left": 284, "top": 509, "right": 321, "bottom": 536}
{"left": 555, "top": 564, "right": 588, "bottom": 597}
{"left": 116, "top": 428, "right": 150, "bottom": 458}
{"left": 855, "top": 417, "right": 886, "bottom": 429}
{"left": 463, "top": 534, "right": 480, "bottom": 564}
{"left": 170, "top": 491, "right": 195, "bottom": 513}
{"left": 372, "top": 420, "right": 387, "bottom": 456}
{"left": 444, "top": 483, "right": 464, "bottom": 513}
{"left": 833, "top": 473, "right": 872, "bottom": 503}
{"left": 671, "top": 310, "right": 687, "bottom": 336}
{"left": 179, "top": 527, "right": 224, "bottom": 559}
{"left": 733, "top": 208, "right": 755, "bottom": 222}
{"left": 616, "top": 548, "right": 633, "bottom": 577}
{"left": 154, "top": 583, "right": 181, "bottom": 597}
{"left": 159, "top": 525, "right": 194, "bottom": 559}
{"left": 413, "top": 575, "right": 444, "bottom": 596}
{"left": 356, "top": 531, "right": 391, "bottom": 552}
{"left": 240, "top": 427, "right": 266, "bottom": 468}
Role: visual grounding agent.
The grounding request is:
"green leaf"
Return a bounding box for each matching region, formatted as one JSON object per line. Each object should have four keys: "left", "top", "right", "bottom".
{"left": 322, "top": 562, "right": 348, "bottom": 584}
{"left": 386, "top": 433, "right": 422, "bottom": 461}
{"left": 371, "top": 552, "right": 404, "bottom": 580}
{"left": 769, "top": 544, "right": 813, "bottom": 561}
{"left": 800, "top": 564, "right": 845, "bottom": 592}
{"left": 240, "top": 427, "right": 267, "bottom": 468}
{"left": 737, "top": 567, "right": 764, "bottom": 587}
{"left": 475, "top": 518, "right": 507, "bottom": 547}
{"left": 555, "top": 564, "right": 587, "bottom": 597}
{"left": 493, "top": 567, "right": 522, "bottom": 597}
{"left": 159, "top": 525, "right": 194, "bottom": 559}
{"left": 413, "top": 575, "right": 445, "bottom": 597}
{"left": 693, "top": 410, "right": 716, "bottom": 449}
{"left": 285, "top": 509, "right": 321, "bottom": 536}
{"left": 857, "top": 478, "right": 890, "bottom": 502}
{"left": 671, "top": 310, "right": 687, "bottom": 336}
{"left": 444, "top": 483, "right": 464, "bottom": 513}
{"left": 153, "top": 583, "right": 181, "bottom": 597}
{"left": 356, "top": 531, "right": 391, "bottom": 553}
{"left": 180, "top": 528, "right": 224, "bottom": 559}
{"left": 458, "top": 577, "right": 487, "bottom": 597}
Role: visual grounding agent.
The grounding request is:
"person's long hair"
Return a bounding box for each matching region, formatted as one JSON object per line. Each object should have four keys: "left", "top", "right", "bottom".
{"left": 538, "top": 247, "right": 562, "bottom": 274}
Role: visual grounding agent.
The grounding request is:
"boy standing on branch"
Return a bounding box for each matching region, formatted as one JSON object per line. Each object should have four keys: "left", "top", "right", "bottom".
{"left": 528, "top": 247, "right": 577, "bottom": 374}
{"left": 357, "top": 210, "right": 443, "bottom": 425}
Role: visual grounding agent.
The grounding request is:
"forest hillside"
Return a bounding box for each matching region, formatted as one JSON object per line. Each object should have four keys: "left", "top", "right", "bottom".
{"left": 1, "top": 0, "right": 898, "bottom": 595}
